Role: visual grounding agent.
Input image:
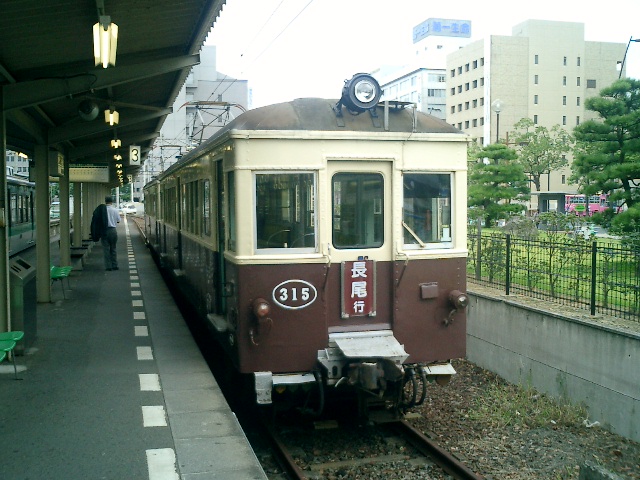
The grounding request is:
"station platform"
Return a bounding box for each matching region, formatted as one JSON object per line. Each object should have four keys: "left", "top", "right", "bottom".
{"left": 0, "top": 217, "right": 267, "bottom": 480}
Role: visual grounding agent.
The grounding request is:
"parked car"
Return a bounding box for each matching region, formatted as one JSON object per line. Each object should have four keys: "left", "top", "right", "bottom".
{"left": 119, "top": 203, "right": 137, "bottom": 215}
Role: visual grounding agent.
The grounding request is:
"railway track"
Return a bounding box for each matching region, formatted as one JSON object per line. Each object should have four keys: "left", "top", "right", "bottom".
{"left": 259, "top": 414, "right": 485, "bottom": 480}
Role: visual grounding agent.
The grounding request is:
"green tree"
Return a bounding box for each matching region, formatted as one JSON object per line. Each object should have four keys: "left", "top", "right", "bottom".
{"left": 468, "top": 144, "right": 531, "bottom": 227}
{"left": 572, "top": 78, "right": 640, "bottom": 237}
{"left": 510, "top": 118, "right": 574, "bottom": 191}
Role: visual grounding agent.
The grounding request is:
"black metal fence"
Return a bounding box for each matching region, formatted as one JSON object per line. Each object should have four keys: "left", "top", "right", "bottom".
{"left": 467, "top": 232, "right": 640, "bottom": 321}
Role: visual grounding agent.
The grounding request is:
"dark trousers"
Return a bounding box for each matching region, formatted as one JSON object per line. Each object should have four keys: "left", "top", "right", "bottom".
{"left": 101, "top": 227, "right": 118, "bottom": 269}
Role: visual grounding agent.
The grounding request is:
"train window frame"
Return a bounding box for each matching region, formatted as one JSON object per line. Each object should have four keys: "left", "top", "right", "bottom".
{"left": 253, "top": 171, "right": 317, "bottom": 254}
{"left": 331, "top": 172, "right": 384, "bottom": 250}
{"left": 227, "top": 171, "right": 237, "bottom": 252}
{"left": 402, "top": 172, "right": 453, "bottom": 250}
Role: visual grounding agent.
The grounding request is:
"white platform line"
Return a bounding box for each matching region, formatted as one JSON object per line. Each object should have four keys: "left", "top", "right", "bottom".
{"left": 139, "top": 373, "right": 161, "bottom": 391}
{"left": 134, "top": 326, "right": 148, "bottom": 337}
{"left": 142, "top": 405, "right": 167, "bottom": 427}
{"left": 132, "top": 300, "right": 144, "bottom": 307}
{"left": 146, "top": 448, "right": 179, "bottom": 480}
{"left": 132, "top": 290, "right": 142, "bottom": 297}
{"left": 131, "top": 282, "right": 140, "bottom": 288}
{"left": 133, "top": 311, "right": 146, "bottom": 320}
{"left": 137, "top": 346, "right": 153, "bottom": 360}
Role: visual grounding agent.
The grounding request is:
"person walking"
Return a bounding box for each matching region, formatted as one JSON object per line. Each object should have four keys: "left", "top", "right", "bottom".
{"left": 91, "top": 196, "right": 120, "bottom": 271}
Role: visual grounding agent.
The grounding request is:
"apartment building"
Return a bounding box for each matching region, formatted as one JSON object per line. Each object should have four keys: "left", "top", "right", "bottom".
{"left": 446, "top": 20, "right": 626, "bottom": 211}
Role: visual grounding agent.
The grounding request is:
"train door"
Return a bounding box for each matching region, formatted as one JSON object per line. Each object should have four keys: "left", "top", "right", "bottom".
{"left": 326, "top": 161, "right": 393, "bottom": 332}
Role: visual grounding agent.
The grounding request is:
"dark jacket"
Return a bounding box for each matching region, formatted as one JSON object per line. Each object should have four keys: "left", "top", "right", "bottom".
{"left": 90, "top": 204, "right": 108, "bottom": 242}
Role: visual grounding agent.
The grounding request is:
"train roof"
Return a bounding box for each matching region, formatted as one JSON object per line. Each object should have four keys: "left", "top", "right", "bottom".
{"left": 155, "top": 97, "right": 465, "bottom": 180}
{"left": 219, "top": 98, "right": 461, "bottom": 135}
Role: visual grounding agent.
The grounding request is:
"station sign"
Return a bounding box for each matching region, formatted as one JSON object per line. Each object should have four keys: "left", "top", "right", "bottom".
{"left": 341, "top": 259, "right": 376, "bottom": 318}
{"left": 413, "top": 18, "right": 471, "bottom": 43}
{"left": 69, "top": 164, "right": 110, "bottom": 183}
{"left": 129, "top": 145, "right": 141, "bottom": 166}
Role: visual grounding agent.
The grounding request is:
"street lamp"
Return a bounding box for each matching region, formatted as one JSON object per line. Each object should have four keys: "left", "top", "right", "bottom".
{"left": 491, "top": 99, "right": 504, "bottom": 143}
{"left": 618, "top": 36, "right": 640, "bottom": 79}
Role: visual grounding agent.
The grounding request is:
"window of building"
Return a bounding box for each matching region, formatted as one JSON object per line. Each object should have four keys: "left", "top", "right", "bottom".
{"left": 450, "top": 105, "right": 455, "bottom": 114}
{"left": 480, "top": 57, "right": 484, "bottom": 66}
{"left": 472, "top": 99, "right": 478, "bottom": 108}
{"left": 465, "top": 63, "right": 470, "bottom": 72}
{"left": 577, "top": 57, "right": 581, "bottom": 67}
{"left": 402, "top": 173, "right": 452, "bottom": 249}
{"left": 458, "top": 66, "right": 462, "bottom": 75}
{"left": 457, "top": 104, "right": 462, "bottom": 112}
{"left": 587, "top": 79, "right": 597, "bottom": 89}
{"left": 473, "top": 60, "right": 478, "bottom": 69}
{"left": 465, "top": 82, "right": 469, "bottom": 91}
{"left": 480, "top": 77, "right": 485, "bottom": 86}
{"left": 534, "top": 74, "right": 539, "bottom": 85}
{"left": 533, "top": 115, "right": 538, "bottom": 124}
{"left": 534, "top": 54, "right": 539, "bottom": 64}
{"left": 563, "top": 56, "right": 567, "bottom": 66}
{"left": 562, "top": 174, "right": 566, "bottom": 184}
{"left": 577, "top": 96, "right": 581, "bottom": 106}
{"left": 332, "top": 173, "right": 383, "bottom": 249}
{"left": 465, "top": 120, "right": 470, "bottom": 129}
{"left": 563, "top": 95, "right": 567, "bottom": 106}
{"left": 450, "top": 69, "right": 455, "bottom": 77}
{"left": 576, "top": 116, "right": 580, "bottom": 126}
{"left": 457, "top": 123, "right": 462, "bottom": 129}
{"left": 563, "top": 76, "right": 567, "bottom": 86}
{"left": 577, "top": 77, "right": 581, "bottom": 86}
{"left": 473, "top": 79, "right": 478, "bottom": 88}
{"left": 480, "top": 97, "right": 485, "bottom": 106}
{"left": 411, "top": 76, "right": 417, "bottom": 86}
{"left": 400, "top": 80, "right": 409, "bottom": 91}
{"left": 562, "top": 115, "right": 567, "bottom": 125}
{"left": 437, "top": 75, "right": 445, "bottom": 82}
{"left": 465, "top": 101, "right": 470, "bottom": 110}
{"left": 451, "top": 87, "right": 455, "bottom": 95}
{"left": 534, "top": 95, "right": 539, "bottom": 105}
{"left": 457, "top": 85, "right": 462, "bottom": 93}
{"left": 257, "top": 172, "right": 316, "bottom": 251}
{"left": 480, "top": 117, "right": 484, "bottom": 126}
{"left": 472, "top": 118, "right": 478, "bottom": 127}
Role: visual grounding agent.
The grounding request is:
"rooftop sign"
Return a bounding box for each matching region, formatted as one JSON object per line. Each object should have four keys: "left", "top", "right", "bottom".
{"left": 413, "top": 18, "right": 471, "bottom": 43}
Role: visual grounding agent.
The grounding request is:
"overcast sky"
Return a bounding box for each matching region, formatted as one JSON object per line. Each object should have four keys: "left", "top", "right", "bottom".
{"left": 206, "top": 0, "right": 640, "bottom": 108}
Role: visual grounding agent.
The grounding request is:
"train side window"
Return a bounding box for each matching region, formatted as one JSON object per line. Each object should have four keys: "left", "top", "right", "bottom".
{"left": 332, "top": 173, "right": 384, "bottom": 249}
{"left": 10, "top": 193, "right": 17, "bottom": 226}
{"left": 203, "top": 179, "right": 211, "bottom": 236}
{"left": 255, "top": 173, "right": 316, "bottom": 251}
{"left": 402, "top": 173, "right": 452, "bottom": 249}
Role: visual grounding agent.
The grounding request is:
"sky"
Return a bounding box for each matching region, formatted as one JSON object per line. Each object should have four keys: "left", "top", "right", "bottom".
{"left": 205, "top": 0, "right": 640, "bottom": 109}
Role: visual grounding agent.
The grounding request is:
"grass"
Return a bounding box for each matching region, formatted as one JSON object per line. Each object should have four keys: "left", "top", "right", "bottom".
{"left": 469, "top": 381, "right": 588, "bottom": 430}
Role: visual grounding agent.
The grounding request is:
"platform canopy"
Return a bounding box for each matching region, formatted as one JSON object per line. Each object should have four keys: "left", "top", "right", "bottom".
{"left": 0, "top": 0, "right": 226, "bottom": 184}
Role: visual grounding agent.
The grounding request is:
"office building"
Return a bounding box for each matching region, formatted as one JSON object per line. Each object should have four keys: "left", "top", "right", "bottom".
{"left": 446, "top": 20, "right": 626, "bottom": 212}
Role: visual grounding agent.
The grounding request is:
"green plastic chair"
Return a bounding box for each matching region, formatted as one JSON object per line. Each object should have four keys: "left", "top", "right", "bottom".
{"left": 0, "top": 340, "right": 18, "bottom": 379}
{"left": 50, "top": 265, "right": 72, "bottom": 299}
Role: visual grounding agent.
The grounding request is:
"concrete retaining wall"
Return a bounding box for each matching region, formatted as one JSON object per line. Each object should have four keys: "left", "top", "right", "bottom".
{"left": 466, "top": 290, "right": 640, "bottom": 442}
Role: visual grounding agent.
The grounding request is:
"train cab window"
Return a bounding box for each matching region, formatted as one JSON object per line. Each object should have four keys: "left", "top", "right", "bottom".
{"left": 332, "top": 173, "right": 383, "bottom": 249}
{"left": 402, "top": 173, "right": 452, "bottom": 249}
{"left": 255, "top": 173, "right": 316, "bottom": 251}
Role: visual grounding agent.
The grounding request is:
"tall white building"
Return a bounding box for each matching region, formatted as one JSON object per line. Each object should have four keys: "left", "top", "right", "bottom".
{"left": 141, "top": 46, "right": 248, "bottom": 190}
{"left": 374, "top": 18, "right": 472, "bottom": 120}
{"left": 446, "top": 20, "right": 626, "bottom": 212}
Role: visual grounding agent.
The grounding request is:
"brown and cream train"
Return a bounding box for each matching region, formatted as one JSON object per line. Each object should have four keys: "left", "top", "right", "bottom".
{"left": 143, "top": 74, "right": 469, "bottom": 415}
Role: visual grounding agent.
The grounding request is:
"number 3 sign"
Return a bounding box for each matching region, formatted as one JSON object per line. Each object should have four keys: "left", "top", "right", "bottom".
{"left": 129, "top": 145, "right": 140, "bottom": 165}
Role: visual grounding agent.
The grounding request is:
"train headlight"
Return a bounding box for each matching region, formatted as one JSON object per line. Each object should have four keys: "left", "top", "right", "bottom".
{"left": 339, "top": 73, "right": 382, "bottom": 113}
{"left": 252, "top": 298, "right": 271, "bottom": 318}
{"left": 449, "top": 290, "right": 469, "bottom": 310}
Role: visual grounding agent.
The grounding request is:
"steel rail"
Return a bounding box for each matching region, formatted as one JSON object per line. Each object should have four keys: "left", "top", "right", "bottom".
{"left": 389, "top": 419, "right": 486, "bottom": 480}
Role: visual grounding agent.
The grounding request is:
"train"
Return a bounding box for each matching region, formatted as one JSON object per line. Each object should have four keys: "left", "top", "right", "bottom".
{"left": 7, "top": 174, "right": 36, "bottom": 256}
{"left": 143, "top": 74, "right": 470, "bottom": 417}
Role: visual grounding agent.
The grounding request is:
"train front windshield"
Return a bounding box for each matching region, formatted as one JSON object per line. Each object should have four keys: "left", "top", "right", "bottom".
{"left": 402, "top": 173, "right": 452, "bottom": 248}
{"left": 255, "top": 173, "right": 316, "bottom": 250}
